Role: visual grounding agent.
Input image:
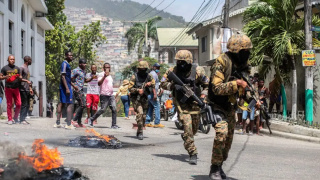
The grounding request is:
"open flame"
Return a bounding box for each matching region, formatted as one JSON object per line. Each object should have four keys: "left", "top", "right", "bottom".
{"left": 19, "top": 139, "right": 63, "bottom": 172}
{"left": 86, "top": 129, "right": 113, "bottom": 142}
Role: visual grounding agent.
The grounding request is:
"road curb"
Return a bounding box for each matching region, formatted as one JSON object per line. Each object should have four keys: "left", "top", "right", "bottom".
{"left": 260, "top": 129, "right": 320, "bottom": 143}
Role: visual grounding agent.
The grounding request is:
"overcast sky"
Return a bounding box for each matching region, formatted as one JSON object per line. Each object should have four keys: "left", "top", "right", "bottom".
{"left": 131, "top": 0, "right": 224, "bottom": 22}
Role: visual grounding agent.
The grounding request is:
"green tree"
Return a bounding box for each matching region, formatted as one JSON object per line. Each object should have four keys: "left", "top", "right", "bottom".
{"left": 243, "top": 0, "right": 320, "bottom": 119}
{"left": 44, "top": 0, "right": 106, "bottom": 100}
{"left": 121, "top": 57, "right": 169, "bottom": 80}
{"left": 125, "top": 16, "right": 162, "bottom": 58}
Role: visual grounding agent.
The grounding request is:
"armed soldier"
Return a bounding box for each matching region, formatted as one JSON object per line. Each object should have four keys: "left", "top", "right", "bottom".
{"left": 208, "top": 34, "right": 253, "bottom": 180}
{"left": 161, "top": 50, "right": 209, "bottom": 165}
{"left": 128, "top": 61, "right": 156, "bottom": 140}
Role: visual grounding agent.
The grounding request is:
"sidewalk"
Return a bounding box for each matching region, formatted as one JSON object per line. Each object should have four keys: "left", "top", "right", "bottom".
{"left": 260, "top": 119, "right": 320, "bottom": 143}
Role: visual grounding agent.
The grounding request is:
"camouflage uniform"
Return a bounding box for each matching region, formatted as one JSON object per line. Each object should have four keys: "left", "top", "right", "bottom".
{"left": 209, "top": 34, "right": 252, "bottom": 167}
{"left": 128, "top": 61, "right": 155, "bottom": 136}
{"left": 161, "top": 50, "right": 209, "bottom": 156}
{"left": 29, "top": 87, "right": 39, "bottom": 114}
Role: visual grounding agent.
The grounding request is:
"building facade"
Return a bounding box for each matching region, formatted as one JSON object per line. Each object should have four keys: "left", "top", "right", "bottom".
{"left": 0, "top": 0, "right": 53, "bottom": 117}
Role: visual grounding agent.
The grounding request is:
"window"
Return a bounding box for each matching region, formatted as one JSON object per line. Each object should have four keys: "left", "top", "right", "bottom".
{"left": 21, "top": 5, "right": 25, "bottom": 22}
{"left": 201, "top": 36, "right": 207, "bottom": 53}
{"left": 30, "top": 37, "right": 34, "bottom": 74}
{"left": 8, "top": 0, "right": 13, "bottom": 12}
{"left": 9, "top": 22, "right": 13, "bottom": 54}
{"left": 30, "top": 19, "right": 34, "bottom": 30}
{"left": 37, "top": 25, "right": 44, "bottom": 37}
{"left": 21, "top": 30, "right": 25, "bottom": 58}
{"left": 31, "top": 37, "right": 34, "bottom": 58}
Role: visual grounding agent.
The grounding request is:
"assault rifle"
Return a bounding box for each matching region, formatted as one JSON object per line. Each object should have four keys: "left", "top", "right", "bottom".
{"left": 233, "top": 71, "right": 272, "bottom": 134}
{"left": 167, "top": 71, "right": 217, "bottom": 126}
{"left": 136, "top": 74, "right": 152, "bottom": 101}
{"left": 137, "top": 82, "right": 152, "bottom": 101}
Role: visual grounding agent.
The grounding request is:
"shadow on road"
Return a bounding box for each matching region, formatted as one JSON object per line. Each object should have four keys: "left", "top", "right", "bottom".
{"left": 89, "top": 126, "right": 109, "bottom": 129}
{"left": 152, "top": 154, "right": 189, "bottom": 163}
{"left": 190, "top": 175, "right": 239, "bottom": 180}
{"left": 123, "top": 136, "right": 149, "bottom": 139}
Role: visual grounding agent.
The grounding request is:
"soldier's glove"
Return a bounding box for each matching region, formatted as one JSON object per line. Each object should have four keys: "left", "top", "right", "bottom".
{"left": 200, "top": 97, "right": 207, "bottom": 103}
{"left": 167, "top": 83, "right": 173, "bottom": 90}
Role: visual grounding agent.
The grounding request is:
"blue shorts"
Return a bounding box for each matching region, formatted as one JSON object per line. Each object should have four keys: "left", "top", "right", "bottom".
{"left": 0, "top": 97, "right": 2, "bottom": 104}
{"left": 242, "top": 107, "right": 255, "bottom": 121}
{"left": 59, "top": 88, "right": 73, "bottom": 104}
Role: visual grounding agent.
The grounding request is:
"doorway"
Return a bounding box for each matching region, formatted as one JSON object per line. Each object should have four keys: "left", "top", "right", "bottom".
{"left": 39, "top": 81, "right": 43, "bottom": 117}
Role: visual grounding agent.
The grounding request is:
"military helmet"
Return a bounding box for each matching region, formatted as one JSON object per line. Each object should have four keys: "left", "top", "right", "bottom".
{"left": 227, "top": 34, "right": 253, "bottom": 53}
{"left": 174, "top": 50, "right": 193, "bottom": 64}
{"left": 137, "top": 60, "right": 149, "bottom": 69}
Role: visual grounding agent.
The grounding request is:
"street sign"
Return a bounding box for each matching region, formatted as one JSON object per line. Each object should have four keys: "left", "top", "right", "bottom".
{"left": 311, "top": 26, "right": 320, "bottom": 32}
{"left": 302, "top": 50, "right": 316, "bottom": 66}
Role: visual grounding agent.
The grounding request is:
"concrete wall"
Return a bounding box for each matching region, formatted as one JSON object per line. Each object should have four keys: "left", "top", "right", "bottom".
{"left": 314, "top": 52, "right": 320, "bottom": 123}
{"left": 197, "top": 27, "right": 212, "bottom": 66}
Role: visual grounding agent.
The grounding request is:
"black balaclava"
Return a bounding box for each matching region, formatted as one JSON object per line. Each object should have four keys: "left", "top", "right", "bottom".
{"left": 137, "top": 68, "right": 148, "bottom": 76}
{"left": 177, "top": 61, "right": 192, "bottom": 74}
{"left": 227, "top": 49, "right": 250, "bottom": 68}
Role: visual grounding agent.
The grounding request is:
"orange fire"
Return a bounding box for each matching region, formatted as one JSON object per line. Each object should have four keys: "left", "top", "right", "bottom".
{"left": 19, "top": 139, "right": 63, "bottom": 172}
{"left": 85, "top": 129, "right": 113, "bottom": 142}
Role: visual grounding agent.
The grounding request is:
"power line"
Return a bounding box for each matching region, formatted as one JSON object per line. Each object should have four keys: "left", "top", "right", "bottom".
{"left": 166, "top": 0, "right": 212, "bottom": 46}
{"left": 138, "top": 0, "right": 166, "bottom": 19}
{"left": 171, "top": 0, "right": 218, "bottom": 46}
{"left": 132, "top": 0, "right": 157, "bottom": 20}
{"left": 178, "top": 0, "right": 220, "bottom": 45}
{"left": 178, "top": 0, "right": 220, "bottom": 47}
{"left": 150, "top": 0, "right": 176, "bottom": 17}
{"left": 229, "top": 0, "right": 242, "bottom": 11}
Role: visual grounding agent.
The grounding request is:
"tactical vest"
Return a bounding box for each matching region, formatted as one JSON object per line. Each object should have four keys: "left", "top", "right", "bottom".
{"left": 208, "top": 54, "right": 236, "bottom": 109}
{"left": 133, "top": 73, "right": 151, "bottom": 96}
{"left": 174, "top": 65, "right": 201, "bottom": 104}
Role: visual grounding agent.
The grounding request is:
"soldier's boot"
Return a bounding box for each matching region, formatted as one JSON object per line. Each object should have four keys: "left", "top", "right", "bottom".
{"left": 219, "top": 165, "right": 226, "bottom": 179}
{"left": 189, "top": 154, "right": 197, "bottom": 165}
{"left": 137, "top": 132, "right": 143, "bottom": 140}
{"left": 209, "top": 165, "right": 222, "bottom": 180}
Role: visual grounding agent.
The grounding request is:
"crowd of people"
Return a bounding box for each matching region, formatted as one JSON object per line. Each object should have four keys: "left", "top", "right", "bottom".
{"left": 236, "top": 73, "right": 281, "bottom": 136}
{"left": 52, "top": 51, "right": 166, "bottom": 130}
{"left": 2, "top": 34, "right": 282, "bottom": 179}
{"left": 52, "top": 51, "right": 118, "bottom": 130}
{"left": 0, "top": 55, "right": 38, "bottom": 125}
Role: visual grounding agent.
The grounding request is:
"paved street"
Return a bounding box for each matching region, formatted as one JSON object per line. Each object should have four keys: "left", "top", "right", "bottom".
{"left": 1, "top": 117, "right": 320, "bottom": 180}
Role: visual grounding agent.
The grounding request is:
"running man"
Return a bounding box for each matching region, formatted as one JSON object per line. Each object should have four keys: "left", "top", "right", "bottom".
{"left": 71, "top": 58, "right": 87, "bottom": 127}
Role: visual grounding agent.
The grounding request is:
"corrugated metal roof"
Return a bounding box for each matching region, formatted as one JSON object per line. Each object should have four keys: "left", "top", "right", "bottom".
{"left": 157, "top": 28, "right": 198, "bottom": 47}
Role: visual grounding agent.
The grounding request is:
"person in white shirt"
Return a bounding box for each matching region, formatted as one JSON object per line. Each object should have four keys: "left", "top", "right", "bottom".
{"left": 85, "top": 65, "right": 100, "bottom": 124}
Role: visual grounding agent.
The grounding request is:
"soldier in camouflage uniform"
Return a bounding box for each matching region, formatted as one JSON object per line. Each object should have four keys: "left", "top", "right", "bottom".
{"left": 161, "top": 50, "right": 209, "bottom": 165}
{"left": 208, "top": 34, "right": 253, "bottom": 180}
{"left": 128, "top": 61, "right": 156, "bottom": 140}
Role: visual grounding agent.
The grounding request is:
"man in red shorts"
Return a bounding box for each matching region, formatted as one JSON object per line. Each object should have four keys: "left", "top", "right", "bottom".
{"left": 85, "top": 64, "right": 99, "bottom": 124}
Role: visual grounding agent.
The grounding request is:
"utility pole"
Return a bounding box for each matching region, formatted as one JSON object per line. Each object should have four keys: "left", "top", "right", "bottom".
{"left": 221, "top": 0, "right": 231, "bottom": 53}
{"left": 304, "top": 0, "right": 313, "bottom": 124}
{"left": 222, "top": 0, "right": 230, "bottom": 28}
{"left": 123, "top": 20, "right": 148, "bottom": 57}
{"left": 145, "top": 22, "right": 148, "bottom": 57}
